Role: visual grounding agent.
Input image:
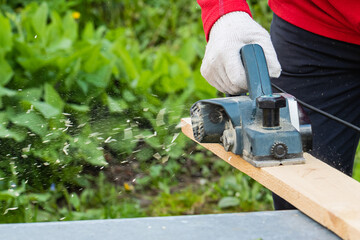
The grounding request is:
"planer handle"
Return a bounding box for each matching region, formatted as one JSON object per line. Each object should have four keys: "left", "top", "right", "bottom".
{"left": 240, "top": 44, "right": 273, "bottom": 100}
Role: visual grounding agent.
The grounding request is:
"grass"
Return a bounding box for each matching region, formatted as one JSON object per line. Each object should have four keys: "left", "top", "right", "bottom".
{"left": 352, "top": 145, "right": 360, "bottom": 181}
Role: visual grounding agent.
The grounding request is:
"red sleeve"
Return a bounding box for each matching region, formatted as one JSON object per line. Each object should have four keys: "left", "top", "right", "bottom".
{"left": 197, "top": 0, "right": 252, "bottom": 41}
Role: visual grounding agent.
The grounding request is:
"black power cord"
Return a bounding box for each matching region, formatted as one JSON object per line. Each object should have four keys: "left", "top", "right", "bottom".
{"left": 271, "top": 83, "right": 360, "bottom": 133}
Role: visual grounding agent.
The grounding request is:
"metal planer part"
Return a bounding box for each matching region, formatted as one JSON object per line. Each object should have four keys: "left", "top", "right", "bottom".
{"left": 190, "top": 44, "right": 312, "bottom": 167}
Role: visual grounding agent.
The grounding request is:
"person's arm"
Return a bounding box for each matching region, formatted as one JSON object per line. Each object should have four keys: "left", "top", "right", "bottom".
{"left": 197, "top": 0, "right": 252, "bottom": 41}
{"left": 198, "top": 1, "right": 281, "bottom": 94}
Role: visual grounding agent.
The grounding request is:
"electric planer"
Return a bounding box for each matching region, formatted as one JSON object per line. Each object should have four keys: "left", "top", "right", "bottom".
{"left": 190, "top": 44, "right": 312, "bottom": 167}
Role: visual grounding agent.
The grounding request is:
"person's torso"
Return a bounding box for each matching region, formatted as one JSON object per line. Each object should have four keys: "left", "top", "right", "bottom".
{"left": 269, "top": 0, "right": 360, "bottom": 45}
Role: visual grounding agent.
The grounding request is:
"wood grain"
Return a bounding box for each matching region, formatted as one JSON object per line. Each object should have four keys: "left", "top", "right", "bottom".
{"left": 181, "top": 117, "right": 360, "bottom": 240}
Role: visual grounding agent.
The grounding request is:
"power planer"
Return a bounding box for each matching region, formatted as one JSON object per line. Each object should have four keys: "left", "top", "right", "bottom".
{"left": 190, "top": 44, "right": 312, "bottom": 167}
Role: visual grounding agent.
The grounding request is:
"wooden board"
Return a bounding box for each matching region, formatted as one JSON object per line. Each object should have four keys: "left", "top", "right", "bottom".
{"left": 181, "top": 117, "right": 360, "bottom": 240}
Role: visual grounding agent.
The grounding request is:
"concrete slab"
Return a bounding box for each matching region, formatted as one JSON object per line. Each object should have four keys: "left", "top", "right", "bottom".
{"left": 0, "top": 210, "right": 340, "bottom": 240}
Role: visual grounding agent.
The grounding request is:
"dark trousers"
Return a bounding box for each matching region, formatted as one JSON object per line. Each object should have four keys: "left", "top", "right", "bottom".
{"left": 270, "top": 14, "right": 360, "bottom": 210}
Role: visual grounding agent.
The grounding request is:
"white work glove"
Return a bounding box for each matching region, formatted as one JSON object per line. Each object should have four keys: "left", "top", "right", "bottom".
{"left": 201, "top": 12, "right": 281, "bottom": 95}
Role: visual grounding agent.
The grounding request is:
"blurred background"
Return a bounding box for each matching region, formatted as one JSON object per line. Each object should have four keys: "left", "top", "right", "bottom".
{"left": 0, "top": 0, "right": 358, "bottom": 223}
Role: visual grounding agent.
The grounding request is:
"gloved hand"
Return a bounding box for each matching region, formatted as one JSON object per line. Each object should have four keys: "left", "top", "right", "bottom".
{"left": 201, "top": 11, "right": 281, "bottom": 95}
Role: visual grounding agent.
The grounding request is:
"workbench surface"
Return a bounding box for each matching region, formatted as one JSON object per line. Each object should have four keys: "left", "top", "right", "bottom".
{"left": 0, "top": 210, "right": 339, "bottom": 240}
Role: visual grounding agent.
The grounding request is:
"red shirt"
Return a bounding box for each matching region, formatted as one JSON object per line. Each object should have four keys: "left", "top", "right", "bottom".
{"left": 198, "top": 0, "right": 360, "bottom": 45}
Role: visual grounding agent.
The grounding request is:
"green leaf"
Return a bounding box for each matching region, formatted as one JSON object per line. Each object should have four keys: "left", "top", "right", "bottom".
{"left": 46, "top": 11, "right": 63, "bottom": 50}
{"left": 63, "top": 12, "right": 78, "bottom": 41}
{"left": 10, "top": 112, "right": 48, "bottom": 136}
{"left": 27, "top": 193, "right": 51, "bottom": 202}
{"left": 44, "top": 83, "right": 65, "bottom": 111}
{"left": 169, "top": 57, "right": 191, "bottom": 79}
{"left": 107, "top": 96, "right": 128, "bottom": 113}
{"left": 0, "top": 87, "right": 16, "bottom": 97}
{"left": 47, "top": 38, "right": 72, "bottom": 52}
{"left": 0, "top": 13, "right": 13, "bottom": 53}
{"left": 122, "top": 90, "right": 136, "bottom": 102}
{"left": 0, "top": 52, "right": 13, "bottom": 86}
{"left": 193, "top": 69, "right": 217, "bottom": 99}
{"left": 74, "top": 133, "right": 108, "bottom": 166}
{"left": 218, "top": 197, "right": 240, "bottom": 209}
{"left": 84, "top": 65, "right": 111, "bottom": 88}
{"left": 0, "top": 190, "right": 17, "bottom": 200}
{"left": 145, "top": 135, "right": 161, "bottom": 148}
{"left": 31, "top": 101, "right": 61, "bottom": 118}
{"left": 0, "top": 125, "right": 26, "bottom": 142}
{"left": 153, "top": 51, "right": 169, "bottom": 75}
{"left": 67, "top": 103, "right": 89, "bottom": 113}
{"left": 82, "top": 22, "right": 95, "bottom": 40}
{"left": 31, "top": 2, "right": 48, "bottom": 41}
{"left": 94, "top": 26, "right": 107, "bottom": 40}
{"left": 17, "top": 88, "right": 43, "bottom": 101}
{"left": 159, "top": 58, "right": 189, "bottom": 93}
{"left": 135, "top": 147, "right": 154, "bottom": 162}
{"left": 76, "top": 80, "right": 88, "bottom": 94}
{"left": 177, "top": 37, "right": 197, "bottom": 65}
{"left": 0, "top": 111, "right": 7, "bottom": 124}
{"left": 137, "top": 70, "right": 161, "bottom": 89}
{"left": 83, "top": 46, "right": 104, "bottom": 73}
{"left": 64, "top": 58, "right": 81, "bottom": 89}
{"left": 149, "top": 165, "right": 162, "bottom": 178}
{"left": 113, "top": 40, "right": 139, "bottom": 80}
{"left": 135, "top": 176, "right": 151, "bottom": 186}
{"left": 69, "top": 193, "right": 80, "bottom": 211}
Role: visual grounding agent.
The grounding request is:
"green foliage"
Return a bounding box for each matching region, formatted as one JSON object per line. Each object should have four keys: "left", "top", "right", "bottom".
{"left": 214, "top": 174, "right": 272, "bottom": 211}
{"left": 148, "top": 172, "right": 273, "bottom": 216}
{"left": 248, "top": 0, "right": 273, "bottom": 30}
{"left": 0, "top": 1, "right": 220, "bottom": 222}
{"left": 150, "top": 188, "right": 206, "bottom": 216}
{"left": 1, "top": 0, "right": 205, "bottom": 50}
{"left": 353, "top": 145, "right": 360, "bottom": 181}
{"left": 0, "top": 172, "right": 145, "bottom": 223}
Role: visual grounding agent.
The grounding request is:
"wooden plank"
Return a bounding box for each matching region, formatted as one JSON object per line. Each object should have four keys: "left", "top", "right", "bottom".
{"left": 181, "top": 117, "right": 360, "bottom": 240}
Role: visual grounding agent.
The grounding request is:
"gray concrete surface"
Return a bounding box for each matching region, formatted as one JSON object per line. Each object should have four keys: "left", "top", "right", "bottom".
{"left": 0, "top": 210, "right": 339, "bottom": 240}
